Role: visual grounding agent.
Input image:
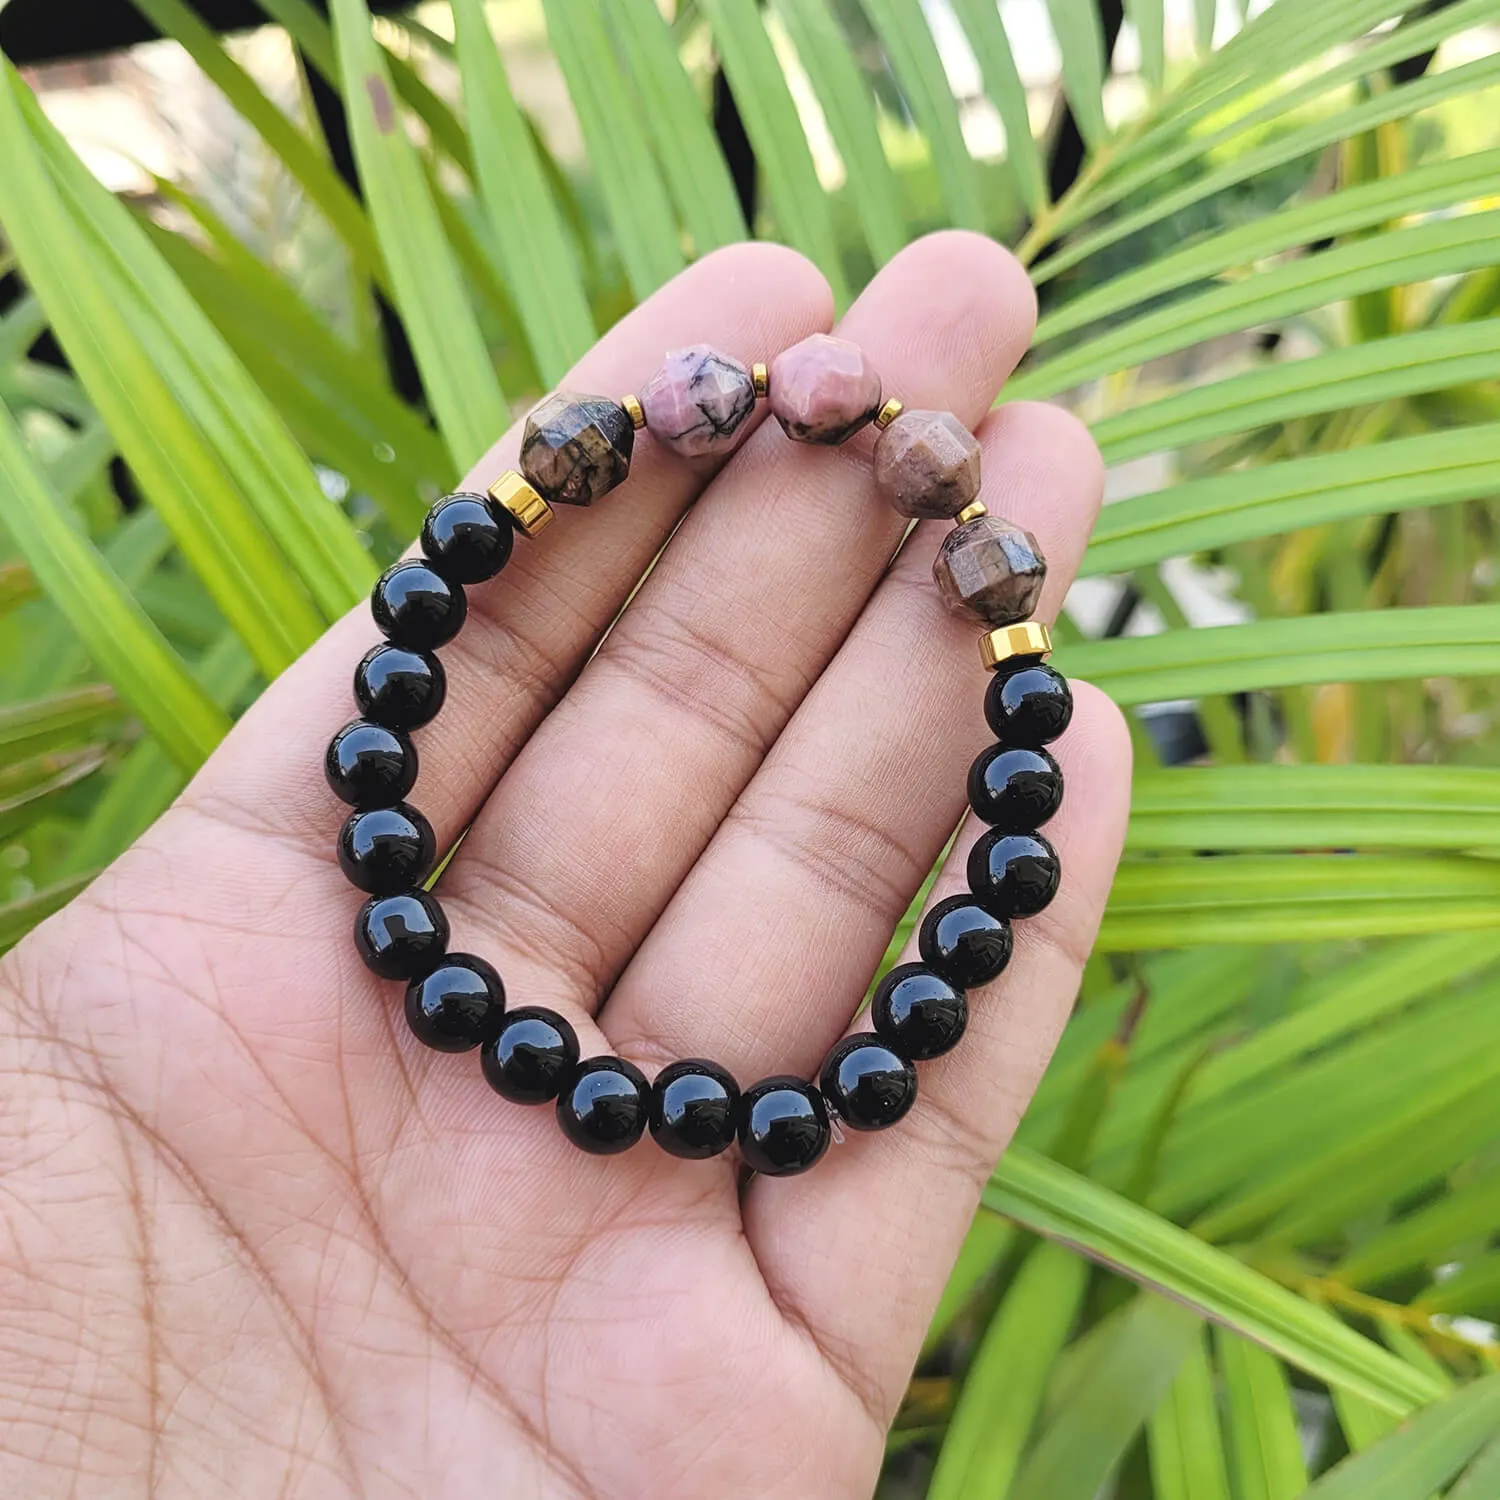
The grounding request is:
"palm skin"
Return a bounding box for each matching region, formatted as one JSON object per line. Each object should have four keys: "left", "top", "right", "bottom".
{"left": 0, "top": 233, "right": 1130, "bottom": 1499}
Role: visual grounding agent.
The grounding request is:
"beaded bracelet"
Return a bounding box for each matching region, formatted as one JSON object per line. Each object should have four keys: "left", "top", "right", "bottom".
{"left": 324, "top": 335, "right": 1073, "bottom": 1178}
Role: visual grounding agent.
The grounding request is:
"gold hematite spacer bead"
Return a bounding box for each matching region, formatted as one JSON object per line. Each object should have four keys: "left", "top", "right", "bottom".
{"left": 874, "top": 397, "right": 903, "bottom": 430}
{"left": 979, "top": 621, "right": 1053, "bottom": 671}
{"left": 621, "top": 393, "right": 646, "bottom": 430}
{"left": 487, "top": 469, "right": 554, "bottom": 538}
{"left": 955, "top": 500, "right": 988, "bottom": 525}
{"left": 752, "top": 361, "right": 769, "bottom": 398}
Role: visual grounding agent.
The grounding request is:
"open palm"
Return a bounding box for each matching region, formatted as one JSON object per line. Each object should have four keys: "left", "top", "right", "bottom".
{"left": 0, "top": 233, "right": 1129, "bottom": 1499}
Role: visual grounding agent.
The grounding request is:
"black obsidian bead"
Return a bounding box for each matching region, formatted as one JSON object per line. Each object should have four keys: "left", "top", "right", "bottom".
{"left": 404, "top": 953, "right": 504, "bottom": 1052}
{"left": 968, "top": 829, "right": 1061, "bottom": 918}
{"left": 557, "top": 1056, "right": 650, "bottom": 1155}
{"left": 420, "top": 493, "right": 514, "bottom": 584}
{"left": 353, "top": 890, "right": 448, "bottom": 980}
{"left": 354, "top": 643, "right": 446, "bottom": 731}
{"left": 481, "top": 1007, "right": 579, "bottom": 1104}
{"left": 870, "top": 963, "right": 968, "bottom": 1061}
{"left": 919, "top": 895, "right": 1013, "bottom": 988}
{"left": 737, "top": 1077, "right": 831, "bottom": 1178}
{"left": 324, "top": 719, "right": 418, "bottom": 808}
{"left": 968, "top": 744, "right": 1063, "bottom": 831}
{"left": 337, "top": 803, "right": 437, "bottom": 895}
{"left": 985, "top": 662, "right": 1073, "bottom": 748}
{"left": 648, "top": 1058, "right": 739, "bottom": 1160}
{"left": 819, "top": 1034, "right": 917, "bottom": 1132}
{"left": 371, "top": 559, "right": 467, "bottom": 651}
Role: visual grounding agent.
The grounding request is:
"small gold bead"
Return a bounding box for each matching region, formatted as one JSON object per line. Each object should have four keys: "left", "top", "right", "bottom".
{"left": 956, "top": 500, "right": 988, "bottom": 525}
{"left": 979, "top": 621, "right": 1052, "bottom": 672}
{"left": 752, "top": 361, "right": 769, "bottom": 398}
{"left": 487, "top": 470, "right": 554, "bottom": 538}
{"left": 874, "top": 397, "right": 903, "bottom": 430}
{"left": 621, "top": 393, "right": 646, "bottom": 430}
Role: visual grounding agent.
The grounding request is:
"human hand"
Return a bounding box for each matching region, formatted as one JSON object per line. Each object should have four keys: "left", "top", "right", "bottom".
{"left": 0, "top": 233, "right": 1129, "bottom": 1498}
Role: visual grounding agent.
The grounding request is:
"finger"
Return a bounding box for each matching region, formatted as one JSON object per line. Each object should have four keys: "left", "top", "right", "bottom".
{"left": 744, "top": 684, "right": 1131, "bottom": 1425}
{"left": 173, "top": 243, "right": 834, "bottom": 861}
{"left": 602, "top": 400, "right": 1098, "bottom": 1079}
{"left": 437, "top": 233, "right": 1037, "bottom": 1025}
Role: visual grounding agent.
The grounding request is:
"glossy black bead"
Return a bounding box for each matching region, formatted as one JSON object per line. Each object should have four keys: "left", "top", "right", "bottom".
{"left": 421, "top": 493, "right": 514, "bottom": 583}
{"left": 371, "top": 559, "right": 467, "bottom": 651}
{"left": 648, "top": 1058, "right": 740, "bottom": 1160}
{"left": 353, "top": 890, "right": 448, "bottom": 980}
{"left": 354, "top": 643, "right": 446, "bottom": 731}
{"left": 819, "top": 1034, "right": 917, "bottom": 1131}
{"left": 557, "top": 1056, "right": 649, "bottom": 1155}
{"left": 967, "top": 829, "right": 1061, "bottom": 918}
{"left": 337, "top": 803, "right": 437, "bottom": 895}
{"left": 324, "top": 718, "right": 418, "bottom": 809}
{"left": 481, "top": 1007, "right": 579, "bottom": 1104}
{"left": 919, "top": 895, "right": 1013, "bottom": 988}
{"left": 985, "top": 662, "right": 1073, "bottom": 747}
{"left": 968, "top": 744, "right": 1063, "bottom": 831}
{"left": 870, "top": 963, "right": 968, "bottom": 1060}
{"left": 737, "top": 1076, "right": 831, "bottom": 1178}
{"left": 404, "top": 953, "right": 504, "bottom": 1052}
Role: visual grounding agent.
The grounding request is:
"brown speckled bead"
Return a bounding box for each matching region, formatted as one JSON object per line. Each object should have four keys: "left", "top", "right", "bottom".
{"left": 874, "top": 409, "right": 982, "bottom": 519}
{"left": 769, "top": 333, "right": 882, "bottom": 445}
{"left": 640, "top": 345, "right": 757, "bottom": 458}
{"left": 520, "top": 392, "right": 634, "bottom": 506}
{"left": 933, "top": 515, "right": 1047, "bottom": 626}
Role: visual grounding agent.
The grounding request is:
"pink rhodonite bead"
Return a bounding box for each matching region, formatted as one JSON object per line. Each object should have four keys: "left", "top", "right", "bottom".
{"left": 769, "top": 333, "right": 882, "bottom": 445}
{"left": 640, "top": 345, "right": 757, "bottom": 458}
{"left": 873, "top": 409, "right": 982, "bottom": 519}
{"left": 933, "top": 514, "right": 1047, "bottom": 626}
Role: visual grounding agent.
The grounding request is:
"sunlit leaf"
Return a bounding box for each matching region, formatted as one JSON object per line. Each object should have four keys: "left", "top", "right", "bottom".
{"left": 1304, "top": 1374, "right": 1500, "bottom": 1497}
{"left": 928, "top": 1243, "right": 1088, "bottom": 1500}
{"left": 328, "top": 0, "right": 509, "bottom": 471}
{"left": 0, "top": 402, "right": 229, "bottom": 770}
{"left": 984, "top": 1148, "right": 1443, "bottom": 1413}
{"left": 1217, "top": 1332, "right": 1308, "bottom": 1500}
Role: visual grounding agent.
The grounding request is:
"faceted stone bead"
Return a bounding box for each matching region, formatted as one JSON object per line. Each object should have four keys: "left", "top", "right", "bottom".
{"left": 354, "top": 890, "right": 449, "bottom": 981}
{"left": 968, "top": 830, "right": 1061, "bottom": 919}
{"left": 819, "top": 1035, "right": 917, "bottom": 1132}
{"left": 421, "top": 493, "right": 514, "bottom": 584}
{"left": 769, "top": 333, "right": 882, "bottom": 445}
{"left": 337, "top": 803, "right": 437, "bottom": 895}
{"left": 919, "top": 896, "right": 1013, "bottom": 989}
{"left": 640, "top": 345, "right": 757, "bottom": 458}
{"left": 985, "top": 662, "right": 1074, "bottom": 747}
{"left": 933, "top": 515, "right": 1047, "bottom": 626}
{"left": 870, "top": 964, "right": 967, "bottom": 1061}
{"left": 967, "top": 744, "right": 1064, "bottom": 831}
{"left": 874, "top": 409, "right": 982, "bottom": 519}
{"left": 482, "top": 1007, "right": 579, "bottom": 1104}
{"left": 557, "top": 1056, "right": 650, "bottom": 1155}
{"left": 324, "top": 719, "right": 417, "bottom": 808}
{"left": 649, "top": 1058, "right": 740, "bottom": 1160}
{"left": 520, "top": 391, "right": 634, "bottom": 506}
{"left": 405, "top": 954, "right": 505, "bottom": 1053}
{"left": 738, "top": 1077, "right": 831, "bottom": 1177}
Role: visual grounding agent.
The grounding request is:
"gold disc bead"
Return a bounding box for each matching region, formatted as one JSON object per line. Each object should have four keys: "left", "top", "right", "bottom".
{"left": 752, "top": 361, "right": 769, "bottom": 399}
{"left": 487, "top": 470, "right": 554, "bottom": 538}
{"left": 873, "top": 397, "right": 904, "bottom": 430}
{"left": 955, "top": 500, "right": 988, "bottom": 525}
{"left": 978, "top": 621, "right": 1052, "bottom": 672}
{"left": 620, "top": 393, "right": 646, "bottom": 430}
